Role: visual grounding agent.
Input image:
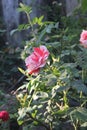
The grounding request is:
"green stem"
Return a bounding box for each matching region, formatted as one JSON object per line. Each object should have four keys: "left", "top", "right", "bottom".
{"left": 27, "top": 113, "right": 50, "bottom": 130}
{"left": 63, "top": 90, "right": 68, "bottom": 106}
{"left": 26, "top": 12, "right": 36, "bottom": 39}
{"left": 81, "top": 99, "right": 87, "bottom": 107}
{"left": 49, "top": 122, "right": 53, "bottom": 130}
{"left": 82, "top": 69, "right": 87, "bottom": 84}
{"left": 70, "top": 115, "right": 78, "bottom": 130}
{"left": 28, "top": 88, "right": 36, "bottom": 107}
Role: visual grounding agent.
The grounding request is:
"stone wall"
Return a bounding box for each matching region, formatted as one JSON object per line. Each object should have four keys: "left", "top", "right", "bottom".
{"left": 65, "top": 0, "right": 81, "bottom": 16}
{"left": 1, "top": 0, "right": 81, "bottom": 46}
{"left": 1, "top": 0, "right": 46, "bottom": 46}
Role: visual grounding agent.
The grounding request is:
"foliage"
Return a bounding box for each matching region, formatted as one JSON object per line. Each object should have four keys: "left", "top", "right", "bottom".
{"left": 0, "top": 89, "right": 19, "bottom": 130}
{"left": 81, "top": 0, "right": 87, "bottom": 12}
{"left": 15, "top": 3, "right": 87, "bottom": 130}
{"left": 0, "top": 44, "right": 23, "bottom": 90}
{"left": 0, "top": 20, "right": 22, "bottom": 130}
{"left": 1, "top": 1, "right": 87, "bottom": 130}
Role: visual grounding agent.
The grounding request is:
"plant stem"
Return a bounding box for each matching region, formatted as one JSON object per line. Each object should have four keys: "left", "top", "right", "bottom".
{"left": 63, "top": 90, "right": 68, "bottom": 106}
{"left": 27, "top": 112, "right": 50, "bottom": 130}
{"left": 70, "top": 115, "right": 77, "bottom": 130}
{"left": 26, "top": 12, "right": 36, "bottom": 39}
{"left": 82, "top": 69, "right": 87, "bottom": 84}
{"left": 49, "top": 122, "right": 53, "bottom": 130}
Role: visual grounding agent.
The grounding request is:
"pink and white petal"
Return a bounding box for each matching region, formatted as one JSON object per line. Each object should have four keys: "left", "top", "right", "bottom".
{"left": 39, "top": 61, "right": 46, "bottom": 67}
{"left": 28, "top": 68, "right": 40, "bottom": 75}
{"left": 33, "top": 47, "right": 43, "bottom": 57}
{"left": 40, "top": 45, "right": 48, "bottom": 52}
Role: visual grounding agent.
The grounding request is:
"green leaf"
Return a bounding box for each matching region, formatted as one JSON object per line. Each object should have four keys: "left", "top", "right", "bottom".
{"left": 71, "top": 80, "right": 87, "bottom": 95}
{"left": 45, "top": 74, "right": 57, "bottom": 87}
{"left": 52, "top": 106, "right": 69, "bottom": 116}
{"left": 33, "top": 91, "right": 48, "bottom": 100}
{"left": 17, "top": 120, "right": 24, "bottom": 125}
{"left": 32, "top": 16, "right": 44, "bottom": 26}
{"left": 52, "top": 85, "right": 69, "bottom": 98}
{"left": 10, "top": 29, "right": 18, "bottom": 36}
{"left": 38, "top": 16, "right": 44, "bottom": 25}
{"left": 70, "top": 107, "right": 87, "bottom": 122}
{"left": 0, "top": 29, "right": 6, "bottom": 33}
{"left": 17, "top": 84, "right": 26, "bottom": 91}
{"left": 18, "top": 67, "right": 26, "bottom": 75}
{"left": 45, "top": 42, "right": 61, "bottom": 48}
{"left": 18, "top": 3, "right": 32, "bottom": 14}
{"left": 36, "top": 27, "right": 47, "bottom": 43}
{"left": 17, "top": 108, "right": 27, "bottom": 125}
{"left": 28, "top": 82, "right": 39, "bottom": 95}
{"left": 81, "top": 122, "right": 87, "bottom": 129}
{"left": 46, "top": 23, "right": 54, "bottom": 33}
{"left": 23, "top": 125, "right": 29, "bottom": 130}
{"left": 18, "top": 24, "right": 30, "bottom": 31}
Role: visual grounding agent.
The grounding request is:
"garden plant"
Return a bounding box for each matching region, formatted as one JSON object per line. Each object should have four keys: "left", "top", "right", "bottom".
{"left": 1, "top": 1, "right": 87, "bottom": 130}
{"left": 15, "top": 3, "right": 87, "bottom": 130}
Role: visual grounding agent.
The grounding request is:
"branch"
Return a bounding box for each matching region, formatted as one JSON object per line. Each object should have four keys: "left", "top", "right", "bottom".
{"left": 27, "top": 112, "right": 50, "bottom": 130}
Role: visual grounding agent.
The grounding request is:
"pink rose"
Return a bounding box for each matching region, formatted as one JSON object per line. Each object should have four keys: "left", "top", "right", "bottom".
{"left": 25, "top": 45, "right": 49, "bottom": 75}
{"left": 0, "top": 111, "right": 9, "bottom": 121}
{"left": 80, "top": 30, "right": 87, "bottom": 48}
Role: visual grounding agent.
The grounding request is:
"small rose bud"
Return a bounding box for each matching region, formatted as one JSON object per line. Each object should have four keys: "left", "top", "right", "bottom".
{"left": 0, "top": 111, "right": 9, "bottom": 121}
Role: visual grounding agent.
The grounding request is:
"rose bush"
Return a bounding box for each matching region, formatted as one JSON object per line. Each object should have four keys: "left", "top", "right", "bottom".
{"left": 0, "top": 111, "right": 9, "bottom": 122}
{"left": 16, "top": 3, "right": 87, "bottom": 130}
{"left": 17, "top": 28, "right": 87, "bottom": 130}
{"left": 80, "top": 30, "right": 87, "bottom": 48}
{"left": 25, "top": 45, "right": 49, "bottom": 75}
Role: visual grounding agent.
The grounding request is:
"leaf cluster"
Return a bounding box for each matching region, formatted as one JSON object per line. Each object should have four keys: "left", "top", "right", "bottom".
{"left": 10, "top": 3, "right": 87, "bottom": 130}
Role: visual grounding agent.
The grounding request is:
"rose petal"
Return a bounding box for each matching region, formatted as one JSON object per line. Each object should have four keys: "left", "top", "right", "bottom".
{"left": 80, "top": 30, "right": 87, "bottom": 48}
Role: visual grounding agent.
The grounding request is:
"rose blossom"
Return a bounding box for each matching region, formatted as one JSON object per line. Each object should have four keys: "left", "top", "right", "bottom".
{"left": 80, "top": 30, "right": 87, "bottom": 48}
{"left": 25, "top": 45, "right": 49, "bottom": 75}
{"left": 0, "top": 111, "right": 9, "bottom": 121}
